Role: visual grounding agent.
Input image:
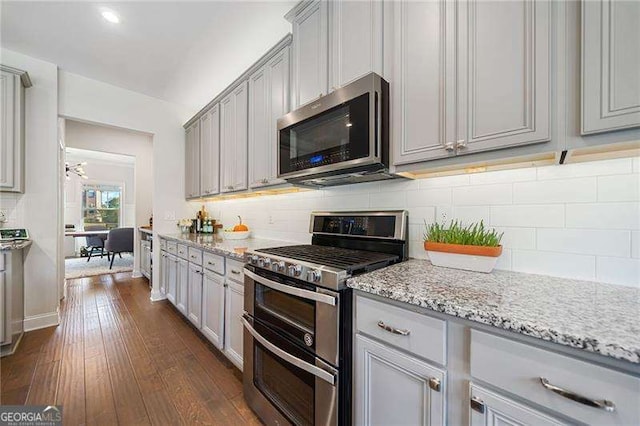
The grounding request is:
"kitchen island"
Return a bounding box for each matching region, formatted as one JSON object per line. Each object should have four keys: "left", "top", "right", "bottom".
{"left": 347, "top": 259, "right": 640, "bottom": 425}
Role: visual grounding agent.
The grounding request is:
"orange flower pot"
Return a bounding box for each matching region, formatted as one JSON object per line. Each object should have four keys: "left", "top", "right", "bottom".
{"left": 424, "top": 242, "right": 503, "bottom": 273}
{"left": 423, "top": 242, "right": 503, "bottom": 257}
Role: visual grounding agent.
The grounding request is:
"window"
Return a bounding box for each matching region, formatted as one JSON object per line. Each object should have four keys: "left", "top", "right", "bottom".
{"left": 82, "top": 184, "right": 122, "bottom": 229}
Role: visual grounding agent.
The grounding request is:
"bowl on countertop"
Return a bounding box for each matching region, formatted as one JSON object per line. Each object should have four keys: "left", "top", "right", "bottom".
{"left": 223, "top": 230, "right": 251, "bottom": 240}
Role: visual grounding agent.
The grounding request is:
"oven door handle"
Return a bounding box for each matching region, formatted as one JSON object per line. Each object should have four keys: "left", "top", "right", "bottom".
{"left": 245, "top": 269, "right": 336, "bottom": 306}
{"left": 242, "top": 315, "right": 336, "bottom": 386}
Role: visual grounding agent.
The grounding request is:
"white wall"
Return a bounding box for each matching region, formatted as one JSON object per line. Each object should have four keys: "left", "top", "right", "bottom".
{"left": 0, "top": 48, "right": 61, "bottom": 330}
{"left": 198, "top": 157, "right": 640, "bottom": 288}
{"left": 58, "top": 71, "right": 194, "bottom": 300}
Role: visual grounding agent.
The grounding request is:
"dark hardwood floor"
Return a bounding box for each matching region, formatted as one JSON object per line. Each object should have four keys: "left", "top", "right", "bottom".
{"left": 0, "top": 272, "right": 261, "bottom": 425}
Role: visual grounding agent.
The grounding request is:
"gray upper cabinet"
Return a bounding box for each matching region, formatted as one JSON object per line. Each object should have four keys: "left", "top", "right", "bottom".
{"left": 220, "top": 81, "right": 248, "bottom": 193}
{"left": 392, "top": 0, "right": 457, "bottom": 165}
{"left": 200, "top": 105, "right": 220, "bottom": 196}
{"left": 248, "top": 45, "right": 290, "bottom": 189}
{"left": 0, "top": 66, "right": 30, "bottom": 193}
{"left": 393, "top": 0, "right": 551, "bottom": 166}
{"left": 329, "top": 0, "right": 383, "bottom": 90}
{"left": 582, "top": 0, "right": 640, "bottom": 134}
{"left": 288, "top": 0, "right": 329, "bottom": 109}
{"left": 184, "top": 121, "right": 200, "bottom": 199}
{"left": 457, "top": 0, "right": 551, "bottom": 155}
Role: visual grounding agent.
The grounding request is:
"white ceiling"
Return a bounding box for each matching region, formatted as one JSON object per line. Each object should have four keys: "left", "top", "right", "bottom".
{"left": 1, "top": 1, "right": 296, "bottom": 110}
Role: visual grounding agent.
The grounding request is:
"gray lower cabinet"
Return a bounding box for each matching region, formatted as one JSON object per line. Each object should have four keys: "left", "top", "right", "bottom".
{"left": 140, "top": 239, "right": 151, "bottom": 279}
{"left": 199, "top": 105, "right": 220, "bottom": 196}
{"left": 223, "top": 278, "right": 244, "bottom": 371}
{"left": 393, "top": 0, "right": 551, "bottom": 166}
{"left": 0, "top": 66, "right": 30, "bottom": 193}
{"left": 185, "top": 120, "right": 201, "bottom": 199}
{"left": 176, "top": 258, "right": 189, "bottom": 315}
{"left": 469, "top": 384, "right": 562, "bottom": 426}
{"left": 355, "top": 334, "right": 446, "bottom": 425}
{"left": 165, "top": 252, "right": 177, "bottom": 305}
{"left": 0, "top": 249, "right": 25, "bottom": 356}
{"left": 201, "top": 270, "right": 225, "bottom": 349}
{"left": 220, "top": 81, "right": 249, "bottom": 193}
{"left": 581, "top": 0, "right": 640, "bottom": 134}
{"left": 248, "top": 45, "right": 290, "bottom": 188}
{"left": 187, "top": 263, "right": 203, "bottom": 328}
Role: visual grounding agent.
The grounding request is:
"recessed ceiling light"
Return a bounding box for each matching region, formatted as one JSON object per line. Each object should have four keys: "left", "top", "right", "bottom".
{"left": 101, "top": 9, "right": 120, "bottom": 24}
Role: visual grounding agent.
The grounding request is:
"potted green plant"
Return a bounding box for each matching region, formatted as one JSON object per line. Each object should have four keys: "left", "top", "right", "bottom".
{"left": 423, "top": 220, "right": 503, "bottom": 273}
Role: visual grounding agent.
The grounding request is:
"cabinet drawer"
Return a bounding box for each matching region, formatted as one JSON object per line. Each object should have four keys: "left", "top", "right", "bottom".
{"left": 470, "top": 330, "right": 640, "bottom": 425}
{"left": 203, "top": 252, "right": 225, "bottom": 275}
{"left": 225, "top": 258, "right": 245, "bottom": 283}
{"left": 188, "top": 247, "right": 203, "bottom": 265}
{"left": 177, "top": 244, "right": 189, "bottom": 260}
{"left": 166, "top": 241, "right": 177, "bottom": 254}
{"left": 355, "top": 295, "right": 446, "bottom": 366}
{"left": 159, "top": 239, "right": 167, "bottom": 250}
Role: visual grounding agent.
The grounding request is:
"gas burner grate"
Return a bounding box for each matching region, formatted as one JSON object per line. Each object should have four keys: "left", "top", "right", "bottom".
{"left": 257, "top": 245, "right": 399, "bottom": 273}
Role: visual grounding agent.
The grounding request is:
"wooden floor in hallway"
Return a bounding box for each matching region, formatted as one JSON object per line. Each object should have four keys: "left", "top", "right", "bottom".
{"left": 0, "top": 272, "right": 261, "bottom": 425}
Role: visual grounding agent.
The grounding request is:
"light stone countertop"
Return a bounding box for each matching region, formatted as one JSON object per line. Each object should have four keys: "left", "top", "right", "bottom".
{"left": 347, "top": 259, "right": 640, "bottom": 364}
{"left": 158, "top": 233, "right": 296, "bottom": 261}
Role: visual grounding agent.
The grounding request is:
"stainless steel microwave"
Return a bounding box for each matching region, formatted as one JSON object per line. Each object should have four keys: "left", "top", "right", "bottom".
{"left": 277, "top": 73, "right": 396, "bottom": 188}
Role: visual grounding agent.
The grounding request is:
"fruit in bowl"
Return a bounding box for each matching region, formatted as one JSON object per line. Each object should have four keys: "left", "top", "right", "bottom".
{"left": 224, "top": 216, "right": 251, "bottom": 240}
{"left": 233, "top": 216, "right": 249, "bottom": 232}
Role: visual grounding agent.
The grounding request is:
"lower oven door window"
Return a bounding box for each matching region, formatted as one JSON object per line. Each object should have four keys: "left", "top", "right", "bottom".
{"left": 244, "top": 316, "right": 337, "bottom": 426}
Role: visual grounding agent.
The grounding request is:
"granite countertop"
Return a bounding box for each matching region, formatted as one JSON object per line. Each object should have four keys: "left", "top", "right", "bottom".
{"left": 347, "top": 259, "right": 640, "bottom": 364}
{"left": 138, "top": 227, "right": 153, "bottom": 235}
{"left": 0, "top": 240, "right": 32, "bottom": 251}
{"left": 158, "top": 233, "right": 296, "bottom": 261}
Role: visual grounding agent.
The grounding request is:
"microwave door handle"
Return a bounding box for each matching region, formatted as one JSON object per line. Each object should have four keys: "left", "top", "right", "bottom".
{"left": 375, "top": 89, "right": 381, "bottom": 159}
{"left": 242, "top": 315, "right": 336, "bottom": 386}
{"left": 244, "top": 269, "right": 336, "bottom": 306}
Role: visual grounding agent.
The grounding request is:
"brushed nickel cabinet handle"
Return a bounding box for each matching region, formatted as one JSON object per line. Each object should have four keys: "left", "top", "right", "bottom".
{"left": 470, "top": 396, "right": 485, "bottom": 413}
{"left": 428, "top": 378, "right": 441, "bottom": 392}
{"left": 539, "top": 377, "right": 615, "bottom": 412}
{"left": 231, "top": 269, "right": 241, "bottom": 275}
{"left": 377, "top": 320, "right": 410, "bottom": 336}
{"left": 444, "top": 142, "right": 455, "bottom": 151}
{"left": 456, "top": 140, "right": 467, "bottom": 149}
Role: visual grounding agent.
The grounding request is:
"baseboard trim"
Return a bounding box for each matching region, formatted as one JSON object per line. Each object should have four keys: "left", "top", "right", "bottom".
{"left": 150, "top": 290, "right": 166, "bottom": 302}
{"left": 24, "top": 310, "right": 60, "bottom": 332}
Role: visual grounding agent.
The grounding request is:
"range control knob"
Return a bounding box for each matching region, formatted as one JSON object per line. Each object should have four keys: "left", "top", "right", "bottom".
{"left": 308, "top": 270, "right": 321, "bottom": 282}
{"left": 263, "top": 258, "right": 272, "bottom": 268}
{"left": 274, "top": 261, "right": 286, "bottom": 272}
{"left": 257, "top": 257, "right": 265, "bottom": 267}
{"left": 249, "top": 255, "right": 259, "bottom": 265}
{"left": 288, "top": 264, "right": 302, "bottom": 277}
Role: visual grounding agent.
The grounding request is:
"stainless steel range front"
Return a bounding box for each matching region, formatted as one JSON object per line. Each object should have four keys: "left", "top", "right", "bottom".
{"left": 243, "top": 211, "right": 408, "bottom": 426}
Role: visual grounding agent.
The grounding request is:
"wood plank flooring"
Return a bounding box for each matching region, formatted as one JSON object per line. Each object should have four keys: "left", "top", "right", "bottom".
{"left": 0, "top": 272, "right": 261, "bottom": 426}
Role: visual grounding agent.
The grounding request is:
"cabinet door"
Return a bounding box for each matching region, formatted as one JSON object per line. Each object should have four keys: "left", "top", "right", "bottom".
{"left": 0, "top": 71, "right": 17, "bottom": 191}
{"left": 167, "top": 255, "right": 177, "bottom": 305}
{"left": 187, "top": 263, "right": 203, "bottom": 328}
{"left": 392, "top": 0, "right": 457, "bottom": 165}
{"left": 200, "top": 105, "right": 220, "bottom": 196}
{"left": 220, "top": 81, "right": 248, "bottom": 193}
{"left": 159, "top": 252, "right": 167, "bottom": 294}
{"left": 355, "top": 334, "right": 445, "bottom": 426}
{"left": 201, "top": 271, "right": 225, "bottom": 349}
{"left": 184, "top": 121, "right": 201, "bottom": 199}
{"left": 456, "top": 0, "right": 551, "bottom": 154}
{"left": 249, "top": 46, "right": 290, "bottom": 188}
{"left": 582, "top": 0, "right": 640, "bottom": 134}
{"left": 469, "top": 384, "right": 563, "bottom": 426}
{"left": 291, "top": 0, "right": 329, "bottom": 108}
{"left": 223, "top": 279, "right": 244, "bottom": 370}
{"left": 329, "top": 0, "right": 383, "bottom": 90}
{"left": 176, "top": 258, "right": 189, "bottom": 315}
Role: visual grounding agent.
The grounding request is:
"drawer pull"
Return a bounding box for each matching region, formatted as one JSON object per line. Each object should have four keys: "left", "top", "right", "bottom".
{"left": 190, "top": 255, "right": 197, "bottom": 259}
{"left": 470, "top": 396, "right": 485, "bottom": 413}
{"left": 207, "top": 261, "right": 215, "bottom": 266}
{"left": 428, "top": 377, "right": 441, "bottom": 392}
{"left": 377, "top": 321, "right": 410, "bottom": 336}
{"left": 539, "top": 377, "right": 615, "bottom": 412}
{"left": 231, "top": 269, "right": 241, "bottom": 275}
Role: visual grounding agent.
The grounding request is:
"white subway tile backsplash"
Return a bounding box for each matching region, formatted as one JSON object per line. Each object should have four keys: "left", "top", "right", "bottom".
{"left": 490, "top": 205, "right": 565, "bottom": 228}
{"left": 632, "top": 231, "right": 640, "bottom": 259}
{"left": 207, "top": 157, "right": 640, "bottom": 287}
{"left": 537, "top": 229, "right": 631, "bottom": 257}
{"left": 514, "top": 178, "right": 596, "bottom": 204}
{"left": 597, "top": 174, "right": 640, "bottom": 202}
{"left": 596, "top": 257, "right": 640, "bottom": 288}
{"left": 536, "top": 158, "right": 633, "bottom": 180}
{"left": 512, "top": 250, "right": 596, "bottom": 281}
{"left": 406, "top": 188, "right": 452, "bottom": 207}
{"left": 566, "top": 203, "right": 640, "bottom": 230}
{"left": 469, "top": 167, "right": 536, "bottom": 185}
{"left": 453, "top": 184, "right": 512, "bottom": 205}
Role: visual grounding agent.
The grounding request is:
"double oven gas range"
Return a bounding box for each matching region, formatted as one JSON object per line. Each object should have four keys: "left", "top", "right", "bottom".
{"left": 242, "top": 211, "right": 408, "bottom": 426}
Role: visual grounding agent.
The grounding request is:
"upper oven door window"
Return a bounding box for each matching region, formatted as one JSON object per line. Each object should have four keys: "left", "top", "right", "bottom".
{"left": 279, "top": 93, "right": 371, "bottom": 177}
